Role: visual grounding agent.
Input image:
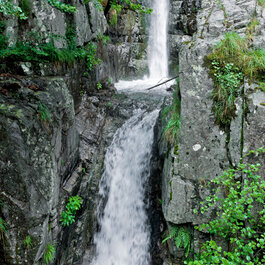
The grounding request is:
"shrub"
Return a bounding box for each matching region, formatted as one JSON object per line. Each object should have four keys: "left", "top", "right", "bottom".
{"left": 0, "top": 0, "right": 27, "bottom": 19}
{"left": 0, "top": 32, "right": 100, "bottom": 72}
{"left": 188, "top": 148, "right": 265, "bottom": 264}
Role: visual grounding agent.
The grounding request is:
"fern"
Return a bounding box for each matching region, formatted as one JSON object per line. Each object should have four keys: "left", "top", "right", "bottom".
{"left": 163, "top": 225, "right": 192, "bottom": 258}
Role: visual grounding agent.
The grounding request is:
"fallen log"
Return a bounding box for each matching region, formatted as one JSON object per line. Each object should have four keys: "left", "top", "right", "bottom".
{"left": 146, "top": 76, "right": 178, "bottom": 90}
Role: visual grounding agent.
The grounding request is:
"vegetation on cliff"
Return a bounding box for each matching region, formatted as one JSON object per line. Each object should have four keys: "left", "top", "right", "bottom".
{"left": 189, "top": 148, "right": 265, "bottom": 264}
{"left": 206, "top": 32, "right": 265, "bottom": 129}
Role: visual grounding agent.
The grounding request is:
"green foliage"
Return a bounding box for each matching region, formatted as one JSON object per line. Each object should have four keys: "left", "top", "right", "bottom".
{"left": 163, "top": 83, "right": 181, "bottom": 143}
{"left": 43, "top": 242, "right": 55, "bottom": 265}
{"left": 211, "top": 61, "right": 243, "bottom": 127}
{"left": 45, "top": 0, "right": 77, "bottom": 13}
{"left": 19, "top": 0, "right": 31, "bottom": 17}
{"left": 260, "top": 82, "right": 265, "bottom": 92}
{"left": 0, "top": 0, "right": 76, "bottom": 18}
{"left": 0, "top": 31, "right": 100, "bottom": 72}
{"left": 108, "top": 0, "right": 152, "bottom": 25}
{"left": 246, "top": 17, "right": 259, "bottom": 38}
{"left": 109, "top": 12, "right": 118, "bottom": 26}
{"left": 163, "top": 225, "right": 192, "bottom": 257}
{"left": 60, "top": 196, "right": 83, "bottom": 227}
{"left": 118, "top": 0, "right": 152, "bottom": 14}
{"left": 0, "top": 217, "right": 7, "bottom": 241}
{"left": 258, "top": 0, "right": 265, "bottom": 7}
{"left": 97, "top": 82, "right": 102, "bottom": 90}
{"left": 206, "top": 32, "right": 265, "bottom": 128}
{"left": 38, "top": 103, "right": 51, "bottom": 122}
{"left": 85, "top": 0, "right": 104, "bottom": 11}
{"left": 85, "top": 42, "right": 101, "bottom": 71}
{"left": 207, "top": 32, "right": 265, "bottom": 82}
{"left": 24, "top": 235, "right": 32, "bottom": 249}
{"left": 96, "top": 33, "right": 111, "bottom": 45}
{"left": 189, "top": 148, "right": 265, "bottom": 265}
{"left": 0, "top": 0, "right": 27, "bottom": 19}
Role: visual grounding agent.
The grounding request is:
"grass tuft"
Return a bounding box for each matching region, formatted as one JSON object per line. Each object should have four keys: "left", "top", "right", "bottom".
{"left": 206, "top": 32, "right": 265, "bottom": 128}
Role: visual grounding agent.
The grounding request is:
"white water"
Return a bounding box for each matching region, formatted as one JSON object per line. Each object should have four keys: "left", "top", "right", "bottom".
{"left": 148, "top": 0, "right": 169, "bottom": 79}
{"left": 115, "top": 0, "right": 171, "bottom": 93}
{"left": 92, "top": 110, "right": 159, "bottom": 265}
{"left": 91, "top": 1, "right": 170, "bottom": 264}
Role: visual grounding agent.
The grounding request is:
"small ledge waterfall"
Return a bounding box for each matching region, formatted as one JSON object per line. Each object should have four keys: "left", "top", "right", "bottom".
{"left": 91, "top": 1, "right": 170, "bottom": 264}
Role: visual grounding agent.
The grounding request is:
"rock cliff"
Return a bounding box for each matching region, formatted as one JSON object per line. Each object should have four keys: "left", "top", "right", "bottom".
{"left": 162, "top": 0, "right": 265, "bottom": 263}
{"left": 0, "top": 0, "right": 264, "bottom": 264}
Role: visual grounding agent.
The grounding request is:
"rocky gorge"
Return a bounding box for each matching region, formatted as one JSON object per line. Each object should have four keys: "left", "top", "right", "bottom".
{"left": 0, "top": 0, "right": 264, "bottom": 265}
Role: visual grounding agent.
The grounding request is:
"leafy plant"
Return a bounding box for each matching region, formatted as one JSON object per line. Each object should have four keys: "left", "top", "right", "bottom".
{"left": 0, "top": 31, "right": 100, "bottom": 72}
{"left": 97, "top": 82, "right": 102, "bottom": 90}
{"left": 0, "top": 0, "right": 27, "bottom": 19}
{"left": 163, "top": 225, "right": 192, "bottom": 258}
{"left": 60, "top": 196, "right": 83, "bottom": 227}
{"left": 45, "top": 0, "right": 77, "bottom": 13}
{"left": 38, "top": 103, "right": 51, "bottom": 122}
{"left": 189, "top": 148, "right": 265, "bottom": 264}
{"left": 43, "top": 242, "right": 55, "bottom": 265}
{"left": 0, "top": 217, "right": 7, "bottom": 241}
{"left": 24, "top": 235, "right": 32, "bottom": 249}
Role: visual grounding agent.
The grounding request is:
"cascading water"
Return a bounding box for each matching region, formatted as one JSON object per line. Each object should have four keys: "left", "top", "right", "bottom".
{"left": 148, "top": 0, "right": 169, "bottom": 79}
{"left": 92, "top": 110, "right": 159, "bottom": 265}
{"left": 91, "top": 1, "right": 170, "bottom": 264}
{"left": 115, "top": 0, "right": 171, "bottom": 93}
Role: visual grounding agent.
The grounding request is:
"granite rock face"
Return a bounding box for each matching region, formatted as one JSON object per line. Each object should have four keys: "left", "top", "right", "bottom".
{"left": 162, "top": 0, "right": 265, "bottom": 261}
{"left": 0, "top": 77, "right": 79, "bottom": 265}
{"left": 0, "top": 1, "right": 152, "bottom": 264}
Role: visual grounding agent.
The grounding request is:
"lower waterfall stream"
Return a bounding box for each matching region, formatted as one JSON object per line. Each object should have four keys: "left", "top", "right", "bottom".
{"left": 92, "top": 109, "right": 159, "bottom": 265}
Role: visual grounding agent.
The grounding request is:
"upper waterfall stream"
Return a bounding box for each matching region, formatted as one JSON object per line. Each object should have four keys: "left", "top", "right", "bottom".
{"left": 148, "top": 0, "right": 169, "bottom": 79}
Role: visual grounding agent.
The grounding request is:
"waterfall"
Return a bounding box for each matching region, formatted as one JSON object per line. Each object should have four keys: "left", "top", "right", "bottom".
{"left": 90, "top": 1, "right": 170, "bottom": 264}
{"left": 115, "top": 0, "right": 171, "bottom": 92}
{"left": 92, "top": 110, "right": 159, "bottom": 265}
{"left": 148, "top": 0, "right": 169, "bottom": 79}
